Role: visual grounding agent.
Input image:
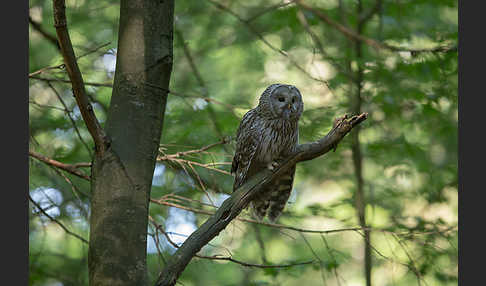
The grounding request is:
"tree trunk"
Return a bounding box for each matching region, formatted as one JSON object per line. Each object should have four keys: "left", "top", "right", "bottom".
{"left": 88, "top": 0, "right": 174, "bottom": 285}
{"left": 351, "top": 1, "right": 372, "bottom": 285}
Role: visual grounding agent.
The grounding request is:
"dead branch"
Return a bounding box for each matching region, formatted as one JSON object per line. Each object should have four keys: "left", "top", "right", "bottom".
{"left": 155, "top": 112, "right": 368, "bottom": 286}
{"left": 29, "top": 150, "right": 91, "bottom": 181}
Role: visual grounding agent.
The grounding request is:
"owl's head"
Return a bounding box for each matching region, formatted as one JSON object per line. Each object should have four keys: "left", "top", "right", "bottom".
{"left": 257, "top": 83, "right": 304, "bottom": 121}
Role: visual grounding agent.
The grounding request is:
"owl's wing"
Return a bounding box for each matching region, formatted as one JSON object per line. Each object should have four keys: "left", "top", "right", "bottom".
{"left": 231, "top": 110, "right": 261, "bottom": 191}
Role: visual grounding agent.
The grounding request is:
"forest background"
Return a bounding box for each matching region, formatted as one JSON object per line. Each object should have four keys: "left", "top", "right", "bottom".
{"left": 28, "top": 0, "right": 458, "bottom": 285}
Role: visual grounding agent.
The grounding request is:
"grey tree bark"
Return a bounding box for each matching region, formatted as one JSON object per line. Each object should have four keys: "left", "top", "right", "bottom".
{"left": 87, "top": 0, "right": 174, "bottom": 285}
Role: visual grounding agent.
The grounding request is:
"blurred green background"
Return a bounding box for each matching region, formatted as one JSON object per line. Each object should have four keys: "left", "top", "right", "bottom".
{"left": 29, "top": 0, "right": 457, "bottom": 285}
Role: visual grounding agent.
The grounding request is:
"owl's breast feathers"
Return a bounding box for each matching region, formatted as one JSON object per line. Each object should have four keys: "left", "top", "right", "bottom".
{"left": 231, "top": 109, "right": 298, "bottom": 191}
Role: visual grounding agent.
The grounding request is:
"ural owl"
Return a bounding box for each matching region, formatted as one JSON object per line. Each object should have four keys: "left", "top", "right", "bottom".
{"left": 231, "top": 83, "right": 303, "bottom": 222}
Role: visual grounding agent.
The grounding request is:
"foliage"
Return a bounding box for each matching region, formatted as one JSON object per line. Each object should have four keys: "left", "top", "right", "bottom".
{"left": 29, "top": 0, "right": 457, "bottom": 285}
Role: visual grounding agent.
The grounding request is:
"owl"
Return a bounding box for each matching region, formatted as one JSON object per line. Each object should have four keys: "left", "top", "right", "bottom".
{"left": 231, "top": 83, "right": 304, "bottom": 222}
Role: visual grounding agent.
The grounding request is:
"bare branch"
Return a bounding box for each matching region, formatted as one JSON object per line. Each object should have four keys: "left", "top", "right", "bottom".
{"left": 46, "top": 81, "right": 93, "bottom": 156}
{"left": 30, "top": 75, "right": 114, "bottom": 88}
{"left": 197, "top": 255, "right": 315, "bottom": 269}
{"left": 52, "top": 0, "right": 109, "bottom": 154}
{"left": 29, "top": 150, "right": 91, "bottom": 181}
{"left": 29, "top": 41, "right": 111, "bottom": 78}
{"left": 155, "top": 112, "right": 368, "bottom": 286}
{"left": 158, "top": 137, "right": 231, "bottom": 161}
{"left": 149, "top": 216, "right": 314, "bottom": 269}
{"left": 29, "top": 100, "right": 66, "bottom": 112}
{"left": 29, "top": 15, "right": 60, "bottom": 50}
{"left": 152, "top": 194, "right": 457, "bottom": 238}
{"left": 29, "top": 64, "right": 66, "bottom": 78}
{"left": 295, "top": 8, "right": 356, "bottom": 81}
{"left": 29, "top": 194, "right": 88, "bottom": 244}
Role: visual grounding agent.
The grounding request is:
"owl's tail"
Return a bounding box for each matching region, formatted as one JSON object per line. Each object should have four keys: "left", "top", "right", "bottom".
{"left": 249, "top": 165, "right": 295, "bottom": 222}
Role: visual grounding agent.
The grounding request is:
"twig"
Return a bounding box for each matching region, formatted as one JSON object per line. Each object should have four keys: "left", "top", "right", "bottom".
{"left": 320, "top": 234, "right": 344, "bottom": 286}
{"left": 162, "top": 160, "right": 227, "bottom": 194}
{"left": 246, "top": 1, "right": 297, "bottom": 23}
{"left": 76, "top": 41, "right": 112, "bottom": 60}
{"left": 158, "top": 138, "right": 230, "bottom": 161}
{"left": 29, "top": 100, "right": 66, "bottom": 112}
{"left": 52, "top": 0, "right": 109, "bottom": 154}
{"left": 149, "top": 216, "right": 314, "bottom": 269}
{"left": 30, "top": 75, "right": 114, "bottom": 88}
{"left": 393, "top": 234, "right": 427, "bottom": 286}
{"left": 29, "top": 194, "right": 88, "bottom": 244}
{"left": 197, "top": 255, "right": 315, "bottom": 269}
{"left": 295, "top": 8, "right": 355, "bottom": 80}
{"left": 299, "top": 232, "right": 327, "bottom": 284}
{"left": 158, "top": 157, "right": 232, "bottom": 176}
{"left": 296, "top": 0, "right": 457, "bottom": 54}
{"left": 28, "top": 42, "right": 112, "bottom": 78}
{"left": 144, "top": 82, "right": 238, "bottom": 111}
{"left": 29, "top": 64, "right": 66, "bottom": 78}
{"left": 151, "top": 197, "right": 457, "bottom": 237}
{"left": 252, "top": 224, "right": 268, "bottom": 264}
{"left": 46, "top": 81, "right": 93, "bottom": 157}
{"left": 29, "top": 15, "right": 60, "bottom": 50}
{"left": 29, "top": 150, "right": 91, "bottom": 181}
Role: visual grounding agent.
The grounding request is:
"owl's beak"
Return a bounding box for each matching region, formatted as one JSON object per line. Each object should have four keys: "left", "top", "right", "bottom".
{"left": 286, "top": 103, "right": 292, "bottom": 110}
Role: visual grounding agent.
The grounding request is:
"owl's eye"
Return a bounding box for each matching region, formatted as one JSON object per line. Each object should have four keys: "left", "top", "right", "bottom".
{"left": 292, "top": 97, "right": 296, "bottom": 104}
{"left": 278, "top": 97, "right": 285, "bottom": 102}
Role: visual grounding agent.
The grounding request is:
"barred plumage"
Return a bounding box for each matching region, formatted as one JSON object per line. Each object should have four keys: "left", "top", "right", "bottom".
{"left": 231, "top": 83, "right": 303, "bottom": 222}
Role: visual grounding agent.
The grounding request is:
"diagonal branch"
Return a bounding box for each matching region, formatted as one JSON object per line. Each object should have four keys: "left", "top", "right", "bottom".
{"left": 46, "top": 81, "right": 93, "bottom": 156}
{"left": 359, "top": 0, "right": 382, "bottom": 24}
{"left": 29, "top": 194, "right": 89, "bottom": 244}
{"left": 52, "top": 0, "right": 109, "bottom": 154}
{"left": 246, "top": 1, "right": 297, "bottom": 23}
{"left": 29, "top": 150, "right": 91, "bottom": 181}
{"left": 29, "top": 15, "right": 60, "bottom": 50}
{"left": 296, "top": 8, "right": 356, "bottom": 81}
{"left": 155, "top": 112, "right": 368, "bottom": 286}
